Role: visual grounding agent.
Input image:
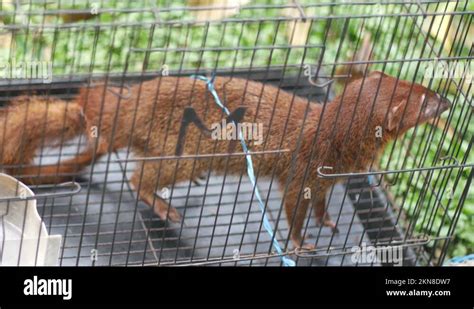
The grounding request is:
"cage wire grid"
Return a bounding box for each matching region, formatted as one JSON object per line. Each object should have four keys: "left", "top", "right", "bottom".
{"left": 0, "top": 0, "right": 472, "bottom": 266}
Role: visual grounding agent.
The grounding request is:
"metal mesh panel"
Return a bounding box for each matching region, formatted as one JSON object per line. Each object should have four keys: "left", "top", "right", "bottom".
{"left": 0, "top": 0, "right": 472, "bottom": 266}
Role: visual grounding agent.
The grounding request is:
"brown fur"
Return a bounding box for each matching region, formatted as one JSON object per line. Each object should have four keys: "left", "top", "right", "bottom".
{"left": 0, "top": 72, "right": 450, "bottom": 248}
{"left": 0, "top": 96, "right": 83, "bottom": 184}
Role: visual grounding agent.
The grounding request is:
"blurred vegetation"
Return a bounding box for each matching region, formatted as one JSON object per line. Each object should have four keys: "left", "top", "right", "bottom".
{"left": 0, "top": 0, "right": 472, "bottom": 261}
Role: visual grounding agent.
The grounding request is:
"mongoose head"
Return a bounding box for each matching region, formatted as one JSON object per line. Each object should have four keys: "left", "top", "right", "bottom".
{"left": 366, "top": 71, "right": 451, "bottom": 135}
{"left": 318, "top": 71, "right": 451, "bottom": 175}
{"left": 333, "top": 71, "right": 451, "bottom": 140}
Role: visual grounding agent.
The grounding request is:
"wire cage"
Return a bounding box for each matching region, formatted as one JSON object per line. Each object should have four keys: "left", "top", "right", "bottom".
{"left": 0, "top": 0, "right": 472, "bottom": 266}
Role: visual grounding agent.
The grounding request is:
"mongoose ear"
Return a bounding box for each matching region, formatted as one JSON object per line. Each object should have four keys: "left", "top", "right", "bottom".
{"left": 386, "top": 100, "right": 406, "bottom": 131}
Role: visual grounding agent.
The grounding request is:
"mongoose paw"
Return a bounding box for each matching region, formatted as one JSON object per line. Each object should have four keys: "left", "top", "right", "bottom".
{"left": 156, "top": 206, "right": 182, "bottom": 223}
{"left": 317, "top": 217, "right": 339, "bottom": 234}
{"left": 166, "top": 207, "right": 182, "bottom": 223}
{"left": 291, "top": 237, "right": 315, "bottom": 251}
{"left": 325, "top": 221, "right": 339, "bottom": 234}
{"left": 299, "top": 243, "right": 316, "bottom": 251}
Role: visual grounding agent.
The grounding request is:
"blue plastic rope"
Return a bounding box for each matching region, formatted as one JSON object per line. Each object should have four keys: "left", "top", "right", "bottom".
{"left": 448, "top": 254, "right": 474, "bottom": 264}
{"left": 191, "top": 74, "right": 296, "bottom": 267}
{"left": 368, "top": 174, "right": 377, "bottom": 187}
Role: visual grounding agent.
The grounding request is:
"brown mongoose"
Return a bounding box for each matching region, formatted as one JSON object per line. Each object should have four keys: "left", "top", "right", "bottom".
{"left": 0, "top": 71, "right": 451, "bottom": 248}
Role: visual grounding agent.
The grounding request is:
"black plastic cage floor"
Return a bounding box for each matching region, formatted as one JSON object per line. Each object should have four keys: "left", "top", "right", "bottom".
{"left": 36, "top": 158, "right": 372, "bottom": 266}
